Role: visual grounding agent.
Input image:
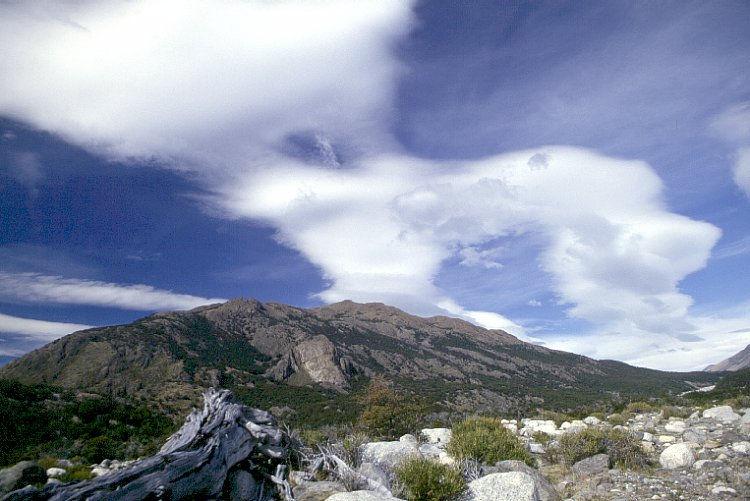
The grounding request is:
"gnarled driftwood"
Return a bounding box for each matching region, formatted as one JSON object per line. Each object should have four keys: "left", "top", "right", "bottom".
{"left": 4, "top": 389, "right": 295, "bottom": 501}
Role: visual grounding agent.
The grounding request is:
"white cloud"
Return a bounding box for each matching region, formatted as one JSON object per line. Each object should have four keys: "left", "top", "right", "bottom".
{"left": 0, "top": 272, "right": 226, "bottom": 311}
{"left": 0, "top": 313, "right": 91, "bottom": 341}
{"left": 733, "top": 147, "right": 750, "bottom": 197}
{"left": 711, "top": 102, "right": 750, "bottom": 143}
{"left": 0, "top": 0, "right": 412, "bottom": 168}
{"left": 527, "top": 299, "right": 542, "bottom": 307}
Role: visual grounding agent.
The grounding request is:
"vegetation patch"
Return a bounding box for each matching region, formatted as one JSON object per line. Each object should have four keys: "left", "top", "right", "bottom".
{"left": 447, "top": 416, "right": 533, "bottom": 466}
{"left": 394, "top": 457, "right": 466, "bottom": 501}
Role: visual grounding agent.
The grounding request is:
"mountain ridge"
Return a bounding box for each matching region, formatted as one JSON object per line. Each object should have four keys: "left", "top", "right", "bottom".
{"left": 705, "top": 343, "right": 750, "bottom": 372}
{"left": 0, "top": 298, "right": 718, "bottom": 420}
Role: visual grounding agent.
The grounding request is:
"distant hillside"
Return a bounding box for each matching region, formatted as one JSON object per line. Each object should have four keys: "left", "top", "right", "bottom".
{"left": 705, "top": 343, "right": 750, "bottom": 372}
{"left": 0, "top": 299, "right": 719, "bottom": 422}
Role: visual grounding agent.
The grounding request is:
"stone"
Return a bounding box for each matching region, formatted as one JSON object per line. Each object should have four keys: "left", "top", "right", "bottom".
{"left": 664, "top": 421, "right": 686, "bottom": 433}
{"left": 682, "top": 428, "right": 707, "bottom": 444}
{"left": 56, "top": 460, "right": 73, "bottom": 468}
{"left": 326, "top": 491, "right": 403, "bottom": 501}
{"left": 226, "top": 469, "right": 259, "bottom": 500}
{"left": 465, "top": 471, "right": 540, "bottom": 501}
{"left": 702, "top": 406, "right": 740, "bottom": 423}
{"left": 90, "top": 467, "right": 110, "bottom": 477}
{"left": 641, "top": 441, "right": 655, "bottom": 453}
{"left": 357, "top": 463, "right": 390, "bottom": 489}
{"left": 529, "top": 443, "right": 546, "bottom": 454}
{"left": 657, "top": 435, "right": 675, "bottom": 443}
{"left": 711, "top": 485, "right": 737, "bottom": 495}
{"left": 0, "top": 461, "right": 47, "bottom": 494}
{"left": 583, "top": 416, "right": 601, "bottom": 426}
{"left": 572, "top": 454, "right": 609, "bottom": 479}
{"left": 418, "top": 444, "right": 454, "bottom": 465}
{"left": 659, "top": 443, "right": 695, "bottom": 470}
{"left": 359, "top": 440, "right": 421, "bottom": 470}
{"left": 730, "top": 441, "right": 750, "bottom": 454}
{"left": 420, "top": 428, "right": 452, "bottom": 445}
{"left": 494, "top": 460, "right": 561, "bottom": 501}
{"left": 45, "top": 468, "right": 65, "bottom": 478}
{"left": 399, "top": 434, "right": 417, "bottom": 445}
{"left": 641, "top": 432, "right": 654, "bottom": 442}
{"left": 293, "top": 480, "right": 345, "bottom": 501}
{"left": 291, "top": 335, "right": 350, "bottom": 387}
{"left": 521, "top": 419, "right": 558, "bottom": 436}
{"left": 693, "top": 459, "right": 722, "bottom": 470}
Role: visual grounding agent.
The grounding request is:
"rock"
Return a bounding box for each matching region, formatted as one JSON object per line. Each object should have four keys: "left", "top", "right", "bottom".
{"left": 664, "top": 421, "right": 686, "bottom": 433}
{"left": 359, "top": 440, "right": 421, "bottom": 470}
{"left": 693, "top": 459, "right": 722, "bottom": 470}
{"left": 326, "top": 491, "right": 403, "bottom": 501}
{"left": 641, "top": 432, "right": 654, "bottom": 442}
{"left": 529, "top": 443, "right": 546, "bottom": 454}
{"left": 465, "top": 472, "right": 541, "bottom": 501}
{"left": 90, "top": 466, "right": 110, "bottom": 477}
{"left": 293, "top": 480, "right": 346, "bottom": 501}
{"left": 572, "top": 454, "right": 609, "bottom": 479}
{"left": 357, "top": 463, "right": 390, "bottom": 489}
{"left": 657, "top": 435, "right": 675, "bottom": 443}
{"left": 399, "top": 434, "right": 417, "bottom": 445}
{"left": 641, "top": 441, "right": 655, "bottom": 453}
{"left": 56, "top": 460, "right": 73, "bottom": 469}
{"left": 418, "top": 444, "right": 454, "bottom": 465}
{"left": 740, "top": 412, "right": 750, "bottom": 427}
{"left": 521, "top": 419, "right": 558, "bottom": 436}
{"left": 702, "top": 406, "right": 740, "bottom": 423}
{"left": 494, "top": 460, "right": 561, "bottom": 501}
{"left": 659, "top": 443, "right": 695, "bottom": 470}
{"left": 583, "top": 416, "right": 601, "bottom": 426}
{"left": 0, "top": 461, "right": 46, "bottom": 494}
{"left": 711, "top": 485, "right": 737, "bottom": 496}
{"left": 420, "top": 428, "right": 452, "bottom": 445}
{"left": 730, "top": 441, "right": 750, "bottom": 454}
{"left": 292, "top": 335, "right": 350, "bottom": 387}
{"left": 682, "top": 428, "right": 707, "bottom": 444}
{"left": 44, "top": 468, "right": 65, "bottom": 479}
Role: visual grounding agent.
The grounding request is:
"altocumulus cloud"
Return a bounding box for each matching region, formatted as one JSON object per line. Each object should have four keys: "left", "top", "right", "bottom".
{"left": 0, "top": 273, "right": 226, "bottom": 311}
{"left": 0, "top": 1, "right": 746, "bottom": 369}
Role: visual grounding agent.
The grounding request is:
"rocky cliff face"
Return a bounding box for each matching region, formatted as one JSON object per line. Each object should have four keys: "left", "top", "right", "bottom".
{"left": 705, "top": 344, "right": 750, "bottom": 372}
{"left": 0, "top": 299, "right": 718, "bottom": 416}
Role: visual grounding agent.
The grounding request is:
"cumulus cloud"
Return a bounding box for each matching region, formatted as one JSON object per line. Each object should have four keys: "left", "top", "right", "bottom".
{"left": 0, "top": 272, "right": 226, "bottom": 311}
{"left": 711, "top": 102, "right": 750, "bottom": 143}
{"left": 221, "top": 147, "right": 721, "bottom": 350}
{"left": 0, "top": 313, "right": 91, "bottom": 341}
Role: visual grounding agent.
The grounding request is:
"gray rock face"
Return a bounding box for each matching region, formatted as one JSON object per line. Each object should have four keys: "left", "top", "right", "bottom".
{"left": 0, "top": 462, "right": 46, "bottom": 495}
{"left": 682, "top": 428, "right": 707, "bottom": 444}
{"left": 325, "top": 491, "right": 403, "bottom": 501}
{"left": 420, "top": 428, "right": 452, "bottom": 445}
{"left": 659, "top": 443, "right": 696, "bottom": 469}
{"left": 705, "top": 343, "right": 750, "bottom": 371}
{"left": 465, "top": 472, "right": 541, "bottom": 501}
{"left": 571, "top": 454, "right": 609, "bottom": 479}
{"left": 359, "top": 440, "right": 421, "bottom": 470}
{"left": 357, "top": 463, "right": 390, "bottom": 489}
{"left": 293, "top": 335, "right": 349, "bottom": 387}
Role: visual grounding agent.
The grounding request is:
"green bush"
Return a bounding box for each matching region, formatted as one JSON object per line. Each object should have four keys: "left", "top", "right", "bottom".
{"left": 660, "top": 405, "right": 691, "bottom": 419}
{"left": 359, "top": 378, "right": 425, "bottom": 439}
{"left": 605, "top": 429, "right": 649, "bottom": 469}
{"left": 532, "top": 431, "right": 551, "bottom": 446}
{"left": 395, "top": 458, "right": 466, "bottom": 501}
{"left": 81, "top": 436, "right": 121, "bottom": 463}
{"left": 607, "top": 413, "right": 626, "bottom": 426}
{"left": 447, "top": 417, "right": 533, "bottom": 466}
{"left": 299, "top": 429, "right": 327, "bottom": 448}
{"left": 59, "top": 465, "right": 94, "bottom": 483}
{"left": 557, "top": 428, "right": 607, "bottom": 465}
{"left": 625, "top": 401, "right": 654, "bottom": 414}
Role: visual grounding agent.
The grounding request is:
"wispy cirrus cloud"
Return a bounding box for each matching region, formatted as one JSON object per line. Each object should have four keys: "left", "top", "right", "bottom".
{"left": 0, "top": 313, "right": 91, "bottom": 341}
{"left": 0, "top": 272, "right": 225, "bottom": 311}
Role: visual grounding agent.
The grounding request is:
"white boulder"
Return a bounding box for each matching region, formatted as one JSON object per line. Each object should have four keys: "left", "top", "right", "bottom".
{"left": 359, "top": 440, "right": 421, "bottom": 470}
{"left": 664, "top": 421, "right": 686, "bottom": 433}
{"left": 583, "top": 416, "right": 601, "bottom": 426}
{"left": 659, "top": 443, "right": 696, "bottom": 470}
{"left": 420, "top": 428, "right": 452, "bottom": 446}
{"left": 326, "top": 491, "right": 403, "bottom": 501}
{"left": 730, "top": 441, "right": 750, "bottom": 455}
{"left": 465, "top": 472, "right": 540, "bottom": 501}
{"left": 702, "top": 405, "right": 740, "bottom": 423}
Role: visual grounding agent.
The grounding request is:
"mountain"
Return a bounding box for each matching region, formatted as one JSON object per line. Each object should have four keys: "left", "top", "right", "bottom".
{"left": 0, "top": 299, "right": 718, "bottom": 422}
{"left": 705, "top": 343, "right": 750, "bottom": 372}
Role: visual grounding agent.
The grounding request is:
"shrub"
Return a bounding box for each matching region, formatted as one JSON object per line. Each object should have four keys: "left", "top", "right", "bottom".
{"left": 395, "top": 458, "right": 466, "bottom": 501}
{"left": 605, "top": 429, "right": 649, "bottom": 469}
{"left": 59, "top": 465, "right": 94, "bottom": 483}
{"left": 359, "top": 377, "right": 425, "bottom": 439}
{"left": 299, "top": 429, "right": 327, "bottom": 448}
{"left": 660, "top": 405, "right": 691, "bottom": 419}
{"left": 37, "top": 456, "right": 60, "bottom": 470}
{"left": 447, "top": 417, "right": 533, "bottom": 466}
{"left": 532, "top": 431, "right": 551, "bottom": 446}
{"left": 625, "top": 401, "right": 654, "bottom": 414}
{"left": 342, "top": 432, "right": 370, "bottom": 467}
{"left": 607, "top": 413, "right": 626, "bottom": 426}
{"left": 81, "top": 436, "right": 120, "bottom": 464}
{"left": 557, "top": 428, "right": 607, "bottom": 465}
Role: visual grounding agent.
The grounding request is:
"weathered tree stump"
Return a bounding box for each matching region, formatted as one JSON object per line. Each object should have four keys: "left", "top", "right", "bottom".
{"left": 3, "top": 389, "right": 295, "bottom": 501}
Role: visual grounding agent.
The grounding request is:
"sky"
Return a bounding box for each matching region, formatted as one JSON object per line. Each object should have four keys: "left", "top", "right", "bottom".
{"left": 0, "top": 0, "right": 749, "bottom": 371}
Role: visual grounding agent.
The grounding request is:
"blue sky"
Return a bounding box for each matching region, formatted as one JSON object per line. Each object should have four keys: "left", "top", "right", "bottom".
{"left": 1, "top": 0, "right": 749, "bottom": 370}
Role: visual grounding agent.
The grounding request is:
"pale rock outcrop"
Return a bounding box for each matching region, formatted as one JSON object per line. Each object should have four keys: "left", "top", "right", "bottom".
{"left": 326, "top": 491, "right": 403, "bottom": 501}
{"left": 582, "top": 416, "right": 601, "bottom": 426}
{"left": 664, "top": 420, "right": 686, "bottom": 433}
{"left": 44, "top": 468, "right": 65, "bottom": 479}
{"left": 359, "top": 439, "right": 421, "bottom": 470}
{"left": 420, "top": 428, "right": 452, "bottom": 445}
{"left": 702, "top": 405, "right": 741, "bottom": 423}
{"left": 293, "top": 335, "right": 349, "bottom": 387}
{"left": 465, "top": 471, "right": 541, "bottom": 501}
{"left": 572, "top": 454, "right": 609, "bottom": 479}
{"left": 659, "top": 443, "right": 696, "bottom": 469}
{"left": 493, "top": 461, "right": 560, "bottom": 501}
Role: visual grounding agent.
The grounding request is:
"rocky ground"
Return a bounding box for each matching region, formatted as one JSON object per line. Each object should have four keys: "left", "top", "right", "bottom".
{"left": 289, "top": 404, "right": 750, "bottom": 500}
{"left": 2, "top": 401, "right": 748, "bottom": 500}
